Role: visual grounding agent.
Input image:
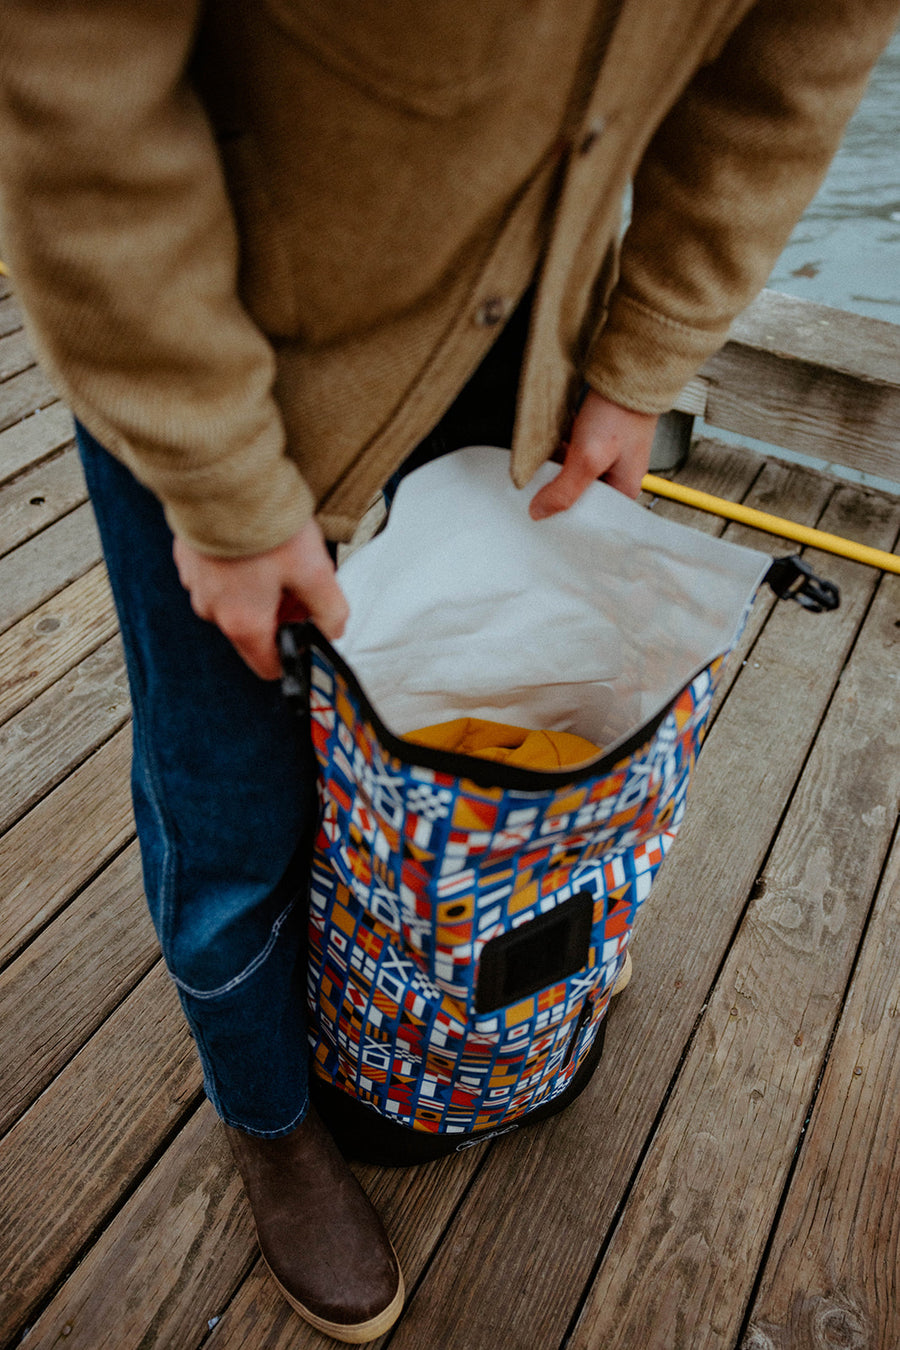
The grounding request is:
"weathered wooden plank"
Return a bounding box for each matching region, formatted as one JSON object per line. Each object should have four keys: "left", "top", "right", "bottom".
{"left": 0, "top": 634, "right": 129, "bottom": 834}
{"left": 0, "top": 403, "right": 73, "bottom": 486}
{"left": 20, "top": 1105, "right": 255, "bottom": 1350}
{"left": 0, "top": 363, "right": 56, "bottom": 433}
{"left": 0, "top": 726, "right": 132, "bottom": 968}
{"left": 0, "top": 499, "right": 101, "bottom": 634}
{"left": 0, "top": 962, "right": 200, "bottom": 1343}
{"left": 384, "top": 480, "right": 900, "bottom": 1350}
{"left": 0, "top": 328, "right": 33, "bottom": 384}
{"left": 0, "top": 841, "right": 157, "bottom": 1135}
{"left": 13, "top": 1074, "right": 483, "bottom": 1350}
{"left": 681, "top": 291, "right": 900, "bottom": 481}
{"left": 567, "top": 561, "right": 900, "bottom": 1350}
{"left": 728, "top": 290, "right": 900, "bottom": 388}
{"left": 703, "top": 350, "right": 900, "bottom": 481}
{"left": 707, "top": 460, "right": 838, "bottom": 718}
{"left": 0, "top": 564, "right": 118, "bottom": 727}
{"left": 672, "top": 375, "right": 708, "bottom": 418}
{"left": 0, "top": 445, "right": 87, "bottom": 557}
{"left": 741, "top": 621, "right": 900, "bottom": 1350}
{"left": 0, "top": 294, "right": 22, "bottom": 338}
{"left": 17, "top": 1116, "right": 479, "bottom": 1350}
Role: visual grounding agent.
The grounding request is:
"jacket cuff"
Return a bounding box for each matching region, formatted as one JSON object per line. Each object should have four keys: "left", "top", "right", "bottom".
{"left": 583, "top": 289, "right": 731, "bottom": 414}
{"left": 159, "top": 455, "right": 318, "bottom": 557}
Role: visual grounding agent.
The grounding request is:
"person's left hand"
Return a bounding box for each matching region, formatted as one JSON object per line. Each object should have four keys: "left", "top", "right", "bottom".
{"left": 528, "top": 389, "right": 658, "bottom": 519}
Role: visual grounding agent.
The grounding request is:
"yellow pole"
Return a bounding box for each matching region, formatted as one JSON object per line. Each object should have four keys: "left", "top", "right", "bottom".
{"left": 642, "top": 473, "right": 900, "bottom": 576}
{"left": 0, "top": 260, "right": 8, "bottom": 277}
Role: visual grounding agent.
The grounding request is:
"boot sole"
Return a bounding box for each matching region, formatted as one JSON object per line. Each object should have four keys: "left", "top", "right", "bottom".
{"left": 266, "top": 1248, "right": 405, "bottom": 1344}
{"left": 611, "top": 949, "right": 632, "bottom": 996}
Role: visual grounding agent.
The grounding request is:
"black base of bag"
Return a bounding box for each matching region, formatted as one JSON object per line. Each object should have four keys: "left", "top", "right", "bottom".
{"left": 311, "top": 1014, "right": 608, "bottom": 1166}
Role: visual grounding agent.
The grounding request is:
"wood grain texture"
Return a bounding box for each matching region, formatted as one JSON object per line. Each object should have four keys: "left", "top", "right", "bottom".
{"left": 0, "top": 841, "right": 158, "bottom": 1135}
{"left": 646, "top": 445, "right": 837, "bottom": 720}
{"left": 0, "top": 634, "right": 129, "bottom": 834}
{"left": 21, "top": 1106, "right": 247, "bottom": 1350}
{"left": 0, "top": 364, "right": 56, "bottom": 434}
{"left": 0, "top": 500, "right": 102, "bottom": 634}
{"left": 567, "top": 546, "right": 900, "bottom": 1350}
{"left": 685, "top": 291, "right": 900, "bottom": 479}
{"left": 0, "top": 294, "right": 23, "bottom": 338}
{"left": 742, "top": 584, "right": 900, "bottom": 1350}
{"left": 0, "top": 403, "right": 73, "bottom": 486}
{"left": 0, "top": 564, "right": 118, "bottom": 727}
{"left": 725, "top": 290, "right": 900, "bottom": 386}
{"left": 12, "top": 1068, "right": 483, "bottom": 1350}
{"left": 385, "top": 479, "right": 900, "bottom": 1350}
{"left": 702, "top": 351, "right": 900, "bottom": 480}
{"left": 0, "top": 328, "right": 34, "bottom": 384}
{"left": 0, "top": 963, "right": 200, "bottom": 1343}
{"left": 0, "top": 445, "right": 88, "bottom": 556}
{"left": 24, "top": 1105, "right": 468, "bottom": 1350}
{"left": 0, "top": 726, "right": 133, "bottom": 969}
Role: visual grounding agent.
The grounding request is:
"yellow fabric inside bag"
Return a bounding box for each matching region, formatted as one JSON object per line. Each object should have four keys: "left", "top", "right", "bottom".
{"left": 406, "top": 717, "right": 600, "bottom": 770}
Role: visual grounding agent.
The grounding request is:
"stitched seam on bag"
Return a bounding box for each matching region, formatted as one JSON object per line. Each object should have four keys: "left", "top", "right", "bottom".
{"left": 169, "top": 895, "right": 298, "bottom": 1000}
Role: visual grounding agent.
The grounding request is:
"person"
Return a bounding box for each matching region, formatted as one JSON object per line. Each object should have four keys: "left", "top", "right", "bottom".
{"left": 1, "top": 1, "right": 896, "bottom": 1341}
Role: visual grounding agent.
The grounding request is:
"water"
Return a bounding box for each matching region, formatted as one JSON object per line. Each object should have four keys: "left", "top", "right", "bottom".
{"left": 766, "top": 27, "right": 900, "bottom": 323}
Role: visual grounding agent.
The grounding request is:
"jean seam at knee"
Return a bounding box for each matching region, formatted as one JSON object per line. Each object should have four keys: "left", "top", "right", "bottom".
{"left": 170, "top": 894, "right": 298, "bottom": 1000}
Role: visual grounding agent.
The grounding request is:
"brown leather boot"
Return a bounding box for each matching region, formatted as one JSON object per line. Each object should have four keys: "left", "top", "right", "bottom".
{"left": 226, "top": 1106, "right": 404, "bottom": 1343}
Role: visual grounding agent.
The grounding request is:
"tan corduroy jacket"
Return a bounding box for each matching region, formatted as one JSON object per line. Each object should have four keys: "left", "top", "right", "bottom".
{"left": 0, "top": 0, "right": 896, "bottom": 553}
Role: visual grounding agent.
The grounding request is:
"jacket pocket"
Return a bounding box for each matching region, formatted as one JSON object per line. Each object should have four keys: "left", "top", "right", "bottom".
{"left": 262, "top": 0, "right": 522, "bottom": 117}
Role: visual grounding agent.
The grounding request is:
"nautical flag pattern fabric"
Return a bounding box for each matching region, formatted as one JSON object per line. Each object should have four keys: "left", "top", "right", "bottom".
{"left": 301, "top": 636, "right": 726, "bottom": 1140}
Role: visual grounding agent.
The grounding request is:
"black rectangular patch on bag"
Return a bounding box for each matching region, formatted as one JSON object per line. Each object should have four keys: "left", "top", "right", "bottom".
{"left": 475, "top": 891, "right": 594, "bottom": 1015}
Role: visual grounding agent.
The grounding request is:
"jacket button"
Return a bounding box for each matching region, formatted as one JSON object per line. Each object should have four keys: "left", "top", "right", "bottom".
{"left": 474, "top": 296, "right": 508, "bottom": 327}
{"left": 579, "top": 118, "right": 606, "bottom": 154}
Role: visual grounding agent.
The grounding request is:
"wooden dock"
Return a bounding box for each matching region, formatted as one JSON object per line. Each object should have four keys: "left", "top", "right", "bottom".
{"left": 2, "top": 277, "right": 900, "bottom": 1350}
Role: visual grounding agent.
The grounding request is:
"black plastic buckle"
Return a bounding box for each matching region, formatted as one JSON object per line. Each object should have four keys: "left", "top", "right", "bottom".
{"left": 765, "top": 555, "right": 841, "bottom": 612}
{"left": 277, "top": 622, "right": 312, "bottom": 714}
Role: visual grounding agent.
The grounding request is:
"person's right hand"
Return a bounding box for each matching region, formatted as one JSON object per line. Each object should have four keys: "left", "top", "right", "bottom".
{"left": 529, "top": 390, "right": 658, "bottom": 518}
{"left": 173, "top": 518, "right": 349, "bottom": 680}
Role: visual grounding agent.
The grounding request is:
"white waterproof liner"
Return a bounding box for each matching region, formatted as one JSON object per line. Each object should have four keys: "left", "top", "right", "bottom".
{"left": 336, "top": 446, "right": 770, "bottom": 758}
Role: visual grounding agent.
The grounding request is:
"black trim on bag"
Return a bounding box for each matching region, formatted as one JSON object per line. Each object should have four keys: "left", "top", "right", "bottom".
{"left": 309, "top": 1006, "right": 609, "bottom": 1167}
{"left": 278, "top": 622, "right": 694, "bottom": 792}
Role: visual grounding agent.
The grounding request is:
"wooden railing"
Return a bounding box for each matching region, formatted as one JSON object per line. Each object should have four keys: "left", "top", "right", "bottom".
{"left": 674, "top": 289, "right": 900, "bottom": 482}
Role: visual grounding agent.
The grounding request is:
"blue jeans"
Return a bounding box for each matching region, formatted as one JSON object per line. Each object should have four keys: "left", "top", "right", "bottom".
{"left": 78, "top": 424, "right": 316, "bottom": 1136}
{"left": 76, "top": 291, "right": 532, "bottom": 1136}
